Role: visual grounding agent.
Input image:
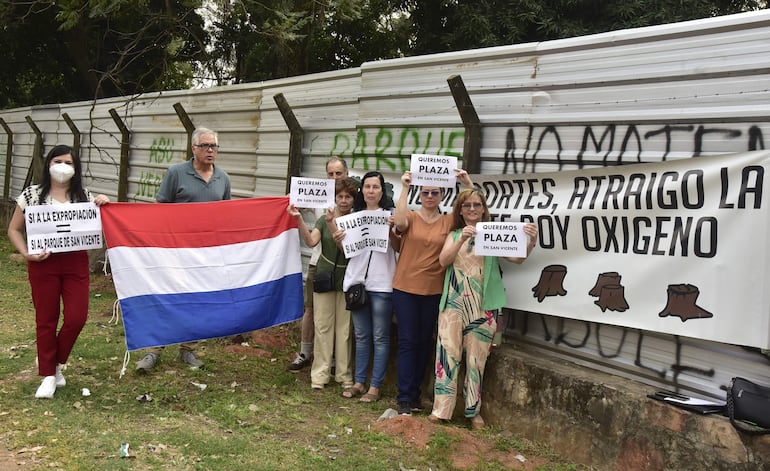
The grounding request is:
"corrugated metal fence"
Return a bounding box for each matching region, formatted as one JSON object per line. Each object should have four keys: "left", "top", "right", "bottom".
{"left": 3, "top": 10, "right": 770, "bottom": 400}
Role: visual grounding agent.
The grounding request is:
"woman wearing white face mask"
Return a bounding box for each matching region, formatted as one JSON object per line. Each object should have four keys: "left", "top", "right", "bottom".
{"left": 7, "top": 145, "right": 110, "bottom": 399}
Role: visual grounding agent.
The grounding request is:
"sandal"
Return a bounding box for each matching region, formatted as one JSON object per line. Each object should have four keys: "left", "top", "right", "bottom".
{"left": 359, "top": 392, "right": 380, "bottom": 403}
{"left": 342, "top": 384, "right": 365, "bottom": 399}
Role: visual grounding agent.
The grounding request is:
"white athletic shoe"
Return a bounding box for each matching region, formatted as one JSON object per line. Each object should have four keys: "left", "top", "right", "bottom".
{"left": 35, "top": 376, "right": 57, "bottom": 399}
{"left": 55, "top": 364, "right": 66, "bottom": 387}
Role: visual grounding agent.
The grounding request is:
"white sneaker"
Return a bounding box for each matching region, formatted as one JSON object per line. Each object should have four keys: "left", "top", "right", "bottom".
{"left": 55, "top": 364, "right": 66, "bottom": 387}
{"left": 35, "top": 376, "right": 56, "bottom": 399}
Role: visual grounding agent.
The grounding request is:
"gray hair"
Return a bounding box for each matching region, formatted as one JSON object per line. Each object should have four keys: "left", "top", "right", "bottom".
{"left": 192, "top": 127, "right": 218, "bottom": 145}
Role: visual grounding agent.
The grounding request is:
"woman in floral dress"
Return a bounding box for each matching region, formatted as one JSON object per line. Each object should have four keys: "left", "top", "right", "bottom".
{"left": 428, "top": 188, "right": 538, "bottom": 429}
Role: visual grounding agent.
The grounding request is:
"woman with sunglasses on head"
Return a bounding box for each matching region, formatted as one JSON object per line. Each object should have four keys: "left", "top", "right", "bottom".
{"left": 392, "top": 168, "right": 473, "bottom": 416}
{"left": 7, "top": 144, "right": 110, "bottom": 399}
{"left": 428, "top": 188, "right": 537, "bottom": 429}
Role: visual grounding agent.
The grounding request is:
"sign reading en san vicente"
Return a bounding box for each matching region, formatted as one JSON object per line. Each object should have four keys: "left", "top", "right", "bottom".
{"left": 289, "top": 177, "right": 335, "bottom": 209}
{"left": 24, "top": 202, "right": 103, "bottom": 254}
{"left": 409, "top": 154, "right": 458, "bottom": 187}
{"left": 474, "top": 222, "right": 527, "bottom": 258}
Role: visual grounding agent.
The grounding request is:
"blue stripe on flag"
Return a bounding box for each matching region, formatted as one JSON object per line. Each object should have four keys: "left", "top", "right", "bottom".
{"left": 121, "top": 273, "right": 303, "bottom": 351}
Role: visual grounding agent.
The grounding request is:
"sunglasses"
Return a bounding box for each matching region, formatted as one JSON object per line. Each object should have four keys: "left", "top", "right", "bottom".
{"left": 421, "top": 190, "right": 441, "bottom": 197}
{"left": 462, "top": 202, "right": 484, "bottom": 209}
{"left": 194, "top": 144, "right": 220, "bottom": 151}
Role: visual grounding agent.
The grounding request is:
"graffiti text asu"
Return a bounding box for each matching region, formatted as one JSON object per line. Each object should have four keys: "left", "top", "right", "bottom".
{"left": 328, "top": 128, "right": 464, "bottom": 171}
{"left": 149, "top": 137, "right": 175, "bottom": 164}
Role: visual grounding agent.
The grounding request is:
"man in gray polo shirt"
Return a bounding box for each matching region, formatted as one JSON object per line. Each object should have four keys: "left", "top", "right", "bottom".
{"left": 136, "top": 127, "right": 232, "bottom": 372}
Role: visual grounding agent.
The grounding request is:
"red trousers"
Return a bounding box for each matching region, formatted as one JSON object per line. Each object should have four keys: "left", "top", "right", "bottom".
{"left": 27, "top": 251, "right": 89, "bottom": 377}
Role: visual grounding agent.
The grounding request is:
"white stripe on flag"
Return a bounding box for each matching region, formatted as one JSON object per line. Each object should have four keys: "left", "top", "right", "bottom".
{"left": 108, "top": 229, "right": 300, "bottom": 299}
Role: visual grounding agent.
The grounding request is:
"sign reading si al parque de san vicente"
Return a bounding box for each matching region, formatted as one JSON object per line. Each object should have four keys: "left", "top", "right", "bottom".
{"left": 24, "top": 202, "right": 103, "bottom": 254}
{"left": 469, "top": 150, "right": 769, "bottom": 349}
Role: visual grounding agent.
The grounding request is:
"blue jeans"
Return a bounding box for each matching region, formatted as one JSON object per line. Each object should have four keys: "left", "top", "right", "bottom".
{"left": 351, "top": 291, "right": 392, "bottom": 388}
{"left": 393, "top": 289, "right": 441, "bottom": 404}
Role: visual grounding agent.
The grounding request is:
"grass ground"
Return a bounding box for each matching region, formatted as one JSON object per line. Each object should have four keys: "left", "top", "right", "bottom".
{"left": 0, "top": 235, "right": 586, "bottom": 470}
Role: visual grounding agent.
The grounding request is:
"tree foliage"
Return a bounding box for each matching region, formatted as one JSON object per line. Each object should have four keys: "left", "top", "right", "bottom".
{"left": 0, "top": 0, "right": 765, "bottom": 108}
{"left": 409, "top": 0, "right": 766, "bottom": 55}
{"left": 0, "top": 0, "right": 208, "bottom": 108}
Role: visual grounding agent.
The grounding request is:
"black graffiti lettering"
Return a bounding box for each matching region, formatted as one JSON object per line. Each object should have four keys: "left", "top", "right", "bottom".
{"left": 500, "top": 123, "right": 767, "bottom": 172}
{"left": 619, "top": 125, "right": 642, "bottom": 165}
{"left": 693, "top": 125, "right": 742, "bottom": 157}
{"left": 645, "top": 125, "right": 695, "bottom": 161}
{"left": 534, "top": 125, "right": 562, "bottom": 172}
{"left": 577, "top": 124, "right": 615, "bottom": 169}
{"left": 503, "top": 128, "right": 515, "bottom": 174}
{"left": 748, "top": 125, "right": 765, "bottom": 151}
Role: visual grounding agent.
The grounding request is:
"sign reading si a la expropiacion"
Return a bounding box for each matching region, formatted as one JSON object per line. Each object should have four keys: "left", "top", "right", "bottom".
{"left": 409, "top": 154, "right": 457, "bottom": 188}
{"left": 25, "top": 202, "right": 103, "bottom": 254}
{"left": 474, "top": 222, "right": 527, "bottom": 258}
{"left": 290, "top": 177, "right": 335, "bottom": 209}
{"left": 334, "top": 209, "right": 391, "bottom": 258}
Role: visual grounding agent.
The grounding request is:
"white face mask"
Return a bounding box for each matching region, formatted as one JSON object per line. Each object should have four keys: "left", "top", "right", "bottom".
{"left": 50, "top": 162, "right": 75, "bottom": 183}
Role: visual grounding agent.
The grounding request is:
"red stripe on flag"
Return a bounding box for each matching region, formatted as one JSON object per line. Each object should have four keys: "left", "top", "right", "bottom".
{"left": 101, "top": 197, "right": 295, "bottom": 249}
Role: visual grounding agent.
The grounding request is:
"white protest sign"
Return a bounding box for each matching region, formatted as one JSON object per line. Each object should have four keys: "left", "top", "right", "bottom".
{"left": 290, "top": 177, "right": 335, "bottom": 209}
{"left": 474, "top": 222, "right": 527, "bottom": 258}
{"left": 409, "top": 154, "right": 457, "bottom": 188}
{"left": 25, "top": 202, "right": 103, "bottom": 254}
{"left": 334, "top": 209, "right": 391, "bottom": 258}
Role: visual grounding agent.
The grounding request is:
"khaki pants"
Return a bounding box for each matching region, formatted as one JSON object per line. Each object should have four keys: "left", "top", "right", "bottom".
{"left": 310, "top": 291, "right": 353, "bottom": 386}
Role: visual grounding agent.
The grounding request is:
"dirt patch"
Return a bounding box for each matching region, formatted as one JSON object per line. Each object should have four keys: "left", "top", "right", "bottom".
{"left": 373, "top": 415, "right": 548, "bottom": 470}
{"left": 0, "top": 434, "right": 36, "bottom": 470}
{"left": 221, "top": 327, "right": 292, "bottom": 358}
{"left": 248, "top": 327, "right": 292, "bottom": 350}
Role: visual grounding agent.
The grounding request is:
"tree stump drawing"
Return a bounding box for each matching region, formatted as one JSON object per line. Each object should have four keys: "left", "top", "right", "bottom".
{"left": 532, "top": 264, "right": 567, "bottom": 302}
{"left": 594, "top": 284, "right": 629, "bottom": 312}
{"left": 658, "top": 284, "right": 713, "bottom": 321}
{"left": 589, "top": 272, "right": 622, "bottom": 297}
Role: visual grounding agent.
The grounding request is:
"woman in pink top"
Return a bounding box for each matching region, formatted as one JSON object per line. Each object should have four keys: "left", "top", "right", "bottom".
{"left": 392, "top": 168, "right": 473, "bottom": 416}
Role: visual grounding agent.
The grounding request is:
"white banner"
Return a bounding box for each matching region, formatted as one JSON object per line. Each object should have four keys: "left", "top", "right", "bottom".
{"left": 25, "top": 202, "right": 103, "bottom": 254}
{"left": 474, "top": 222, "right": 527, "bottom": 258}
{"left": 289, "top": 177, "right": 335, "bottom": 209}
{"left": 409, "top": 154, "right": 458, "bottom": 188}
{"left": 334, "top": 210, "right": 392, "bottom": 258}
{"left": 471, "top": 150, "right": 770, "bottom": 349}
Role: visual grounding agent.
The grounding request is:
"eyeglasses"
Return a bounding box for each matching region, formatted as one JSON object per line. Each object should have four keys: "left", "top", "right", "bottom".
{"left": 421, "top": 190, "right": 441, "bottom": 197}
{"left": 462, "top": 202, "right": 484, "bottom": 209}
{"left": 194, "top": 144, "right": 219, "bottom": 151}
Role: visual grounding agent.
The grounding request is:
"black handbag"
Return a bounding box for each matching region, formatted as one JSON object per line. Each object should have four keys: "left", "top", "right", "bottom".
{"left": 726, "top": 376, "right": 770, "bottom": 434}
{"left": 313, "top": 250, "right": 340, "bottom": 293}
{"left": 345, "top": 252, "right": 372, "bottom": 310}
